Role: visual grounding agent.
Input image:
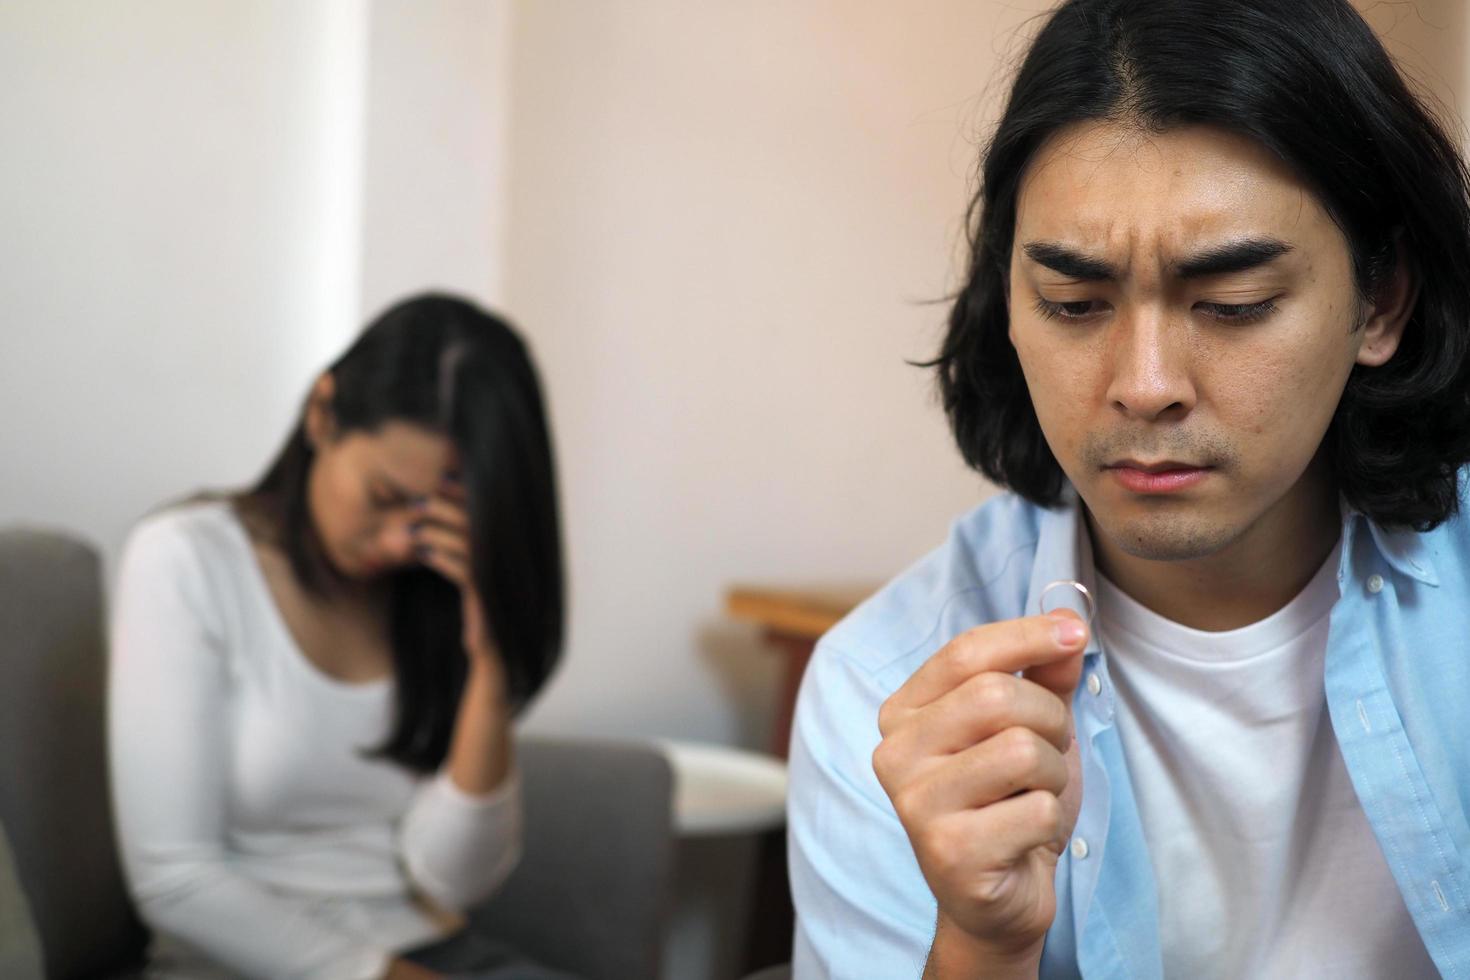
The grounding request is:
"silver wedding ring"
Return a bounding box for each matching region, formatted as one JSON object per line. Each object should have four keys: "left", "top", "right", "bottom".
{"left": 1038, "top": 579, "right": 1095, "bottom": 627}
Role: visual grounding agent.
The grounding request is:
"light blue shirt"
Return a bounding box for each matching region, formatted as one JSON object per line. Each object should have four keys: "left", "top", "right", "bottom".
{"left": 788, "top": 480, "right": 1470, "bottom": 979}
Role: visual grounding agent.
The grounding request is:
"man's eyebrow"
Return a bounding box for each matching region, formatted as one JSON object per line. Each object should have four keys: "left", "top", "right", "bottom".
{"left": 1020, "top": 237, "right": 1295, "bottom": 281}
{"left": 1021, "top": 241, "right": 1118, "bottom": 281}
{"left": 1174, "top": 237, "right": 1294, "bottom": 278}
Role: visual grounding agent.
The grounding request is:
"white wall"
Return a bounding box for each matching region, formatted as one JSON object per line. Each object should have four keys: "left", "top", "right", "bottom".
{"left": 0, "top": 0, "right": 368, "bottom": 573}
{"left": 0, "top": 0, "right": 512, "bottom": 577}
{"left": 359, "top": 0, "right": 513, "bottom": 318}
{"left": 505, "top": 2, "right": 1049, "bottom": 746}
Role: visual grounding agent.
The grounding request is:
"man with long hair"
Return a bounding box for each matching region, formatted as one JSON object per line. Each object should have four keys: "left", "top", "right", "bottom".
{"left": 788, "top": 1, "right": 1470, "bottom": 977}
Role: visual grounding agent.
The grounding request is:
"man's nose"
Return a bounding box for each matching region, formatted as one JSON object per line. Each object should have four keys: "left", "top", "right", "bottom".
{"left": 1103, "top": 308, "right": 1197, "bottom": 423}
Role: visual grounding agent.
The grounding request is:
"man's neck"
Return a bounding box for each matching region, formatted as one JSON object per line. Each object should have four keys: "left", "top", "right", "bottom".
{"left": 1085, "top": 465, "right": 1343, "bottom": 632}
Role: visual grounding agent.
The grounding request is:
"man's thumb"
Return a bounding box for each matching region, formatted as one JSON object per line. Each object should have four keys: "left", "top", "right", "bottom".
{"left": 1022, "top": 608, "right": 1087, "bottom": 704}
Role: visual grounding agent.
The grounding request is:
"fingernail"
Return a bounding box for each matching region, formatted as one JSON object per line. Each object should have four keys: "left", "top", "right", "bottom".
{"left": 1054, "top": 619, "right": 1087, "bottom": 648}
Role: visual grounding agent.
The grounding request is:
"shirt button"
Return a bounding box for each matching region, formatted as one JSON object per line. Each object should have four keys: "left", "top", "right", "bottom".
{"left": 1071, "top": 837, "right": 1090, "bottom": 860}
{"left": 1086, "top": 672, "right": 1102, "bottom": 696}
{"left": 1367, "top": 574, "right": 1384, "bottom": 594}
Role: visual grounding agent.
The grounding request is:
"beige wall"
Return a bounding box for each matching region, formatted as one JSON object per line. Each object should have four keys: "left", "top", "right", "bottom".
{"left": 506, "top": 2, "right": 1051, "bottom": 745}
{"left": 1355, "top": 0, "right": 1468, "bottom": 133}
{"left": 0, "top": 0, "right": 368, "bottom": 575}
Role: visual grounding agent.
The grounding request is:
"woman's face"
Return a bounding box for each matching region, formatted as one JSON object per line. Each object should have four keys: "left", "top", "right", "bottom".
{"left": 304, "top": 376, "right": 458, "bottom": 579}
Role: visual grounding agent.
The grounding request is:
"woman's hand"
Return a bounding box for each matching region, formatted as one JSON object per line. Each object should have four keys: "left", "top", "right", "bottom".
{"left": 408, "top": 477, "right": 480, "bottom": 649}
{"left": 410, "top": 477, "right": 501, "bottom": 674}
{"left": 412, "top": 474, "right": 516, "bottom": 797}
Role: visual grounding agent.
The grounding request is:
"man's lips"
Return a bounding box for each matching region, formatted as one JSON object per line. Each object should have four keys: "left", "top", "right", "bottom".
{"left": 1104, "top": 461, "right": 1213, "bottom": 494}
{"left": 1105, "top": 459, "right": 1207, "bottom": 474}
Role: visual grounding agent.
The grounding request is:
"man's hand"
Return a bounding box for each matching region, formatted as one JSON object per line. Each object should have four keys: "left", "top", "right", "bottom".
{"left": 871, "top": 611, "right": 1088, "bottom": 975}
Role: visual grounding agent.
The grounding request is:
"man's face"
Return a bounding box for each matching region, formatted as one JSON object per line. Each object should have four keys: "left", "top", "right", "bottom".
{"left": 1008, "top": 121, "right": 1397, "bottom": 562}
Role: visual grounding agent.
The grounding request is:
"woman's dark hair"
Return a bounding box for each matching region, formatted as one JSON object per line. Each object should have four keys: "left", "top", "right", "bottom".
{"left": 238, "top": 293, "right": 563, "bottom": 772}
{"left": 934, "top": 0, "right": 1470, "bottom": 530}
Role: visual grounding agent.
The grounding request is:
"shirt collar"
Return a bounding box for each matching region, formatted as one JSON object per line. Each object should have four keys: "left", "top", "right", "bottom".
{"left": 1340, "top": 497, "right": 1440, "bottom": 587}
{"left": 1026, "top": 485, "right": 1440, "bottom": 634}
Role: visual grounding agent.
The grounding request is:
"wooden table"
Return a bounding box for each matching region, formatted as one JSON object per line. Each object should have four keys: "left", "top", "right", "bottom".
{"left": 725, "top": 584, "right": 876, "bottom": 759}
{"left": 723, "top": 583, "right": 877, "bottom": 974}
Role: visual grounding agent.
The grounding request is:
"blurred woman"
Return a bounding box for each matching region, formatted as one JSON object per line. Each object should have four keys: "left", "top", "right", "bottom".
{"left": 109, "top": 294, "right": 572, "bottom": 980}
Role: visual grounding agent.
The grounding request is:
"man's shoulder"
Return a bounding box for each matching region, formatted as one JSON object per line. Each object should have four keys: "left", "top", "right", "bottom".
{"left": 1416, "top": 464, "right": 1470, "bottom": 579}
{"left": 1452, "top": 464, "right": 1470, "bottom": 540}
{"left": 819, "top": 490, "right": 1044, "bottom": 690}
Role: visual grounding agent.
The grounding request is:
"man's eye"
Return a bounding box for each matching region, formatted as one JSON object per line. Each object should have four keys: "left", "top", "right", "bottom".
{"left": 1198, "top": 299, "right": 1278, "bottom": 323}
{"left": 1034, "top": 298, "right": 1102, "bottom": 321}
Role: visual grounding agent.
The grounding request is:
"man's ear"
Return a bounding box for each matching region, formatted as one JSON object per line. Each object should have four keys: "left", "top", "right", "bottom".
{"left": 304, "top": 373, "right": 337, "bottom": 450}
{"left": 1356, "top": 232, "right": 1417, "bottom": 368}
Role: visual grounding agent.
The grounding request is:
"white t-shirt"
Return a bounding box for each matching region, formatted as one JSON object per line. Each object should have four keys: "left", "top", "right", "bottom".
{"left": 1097, "top": 543, "right": 1437, "bottom": 979}
{"left": 108, "top": 501, "right": 522, "bottom": 980}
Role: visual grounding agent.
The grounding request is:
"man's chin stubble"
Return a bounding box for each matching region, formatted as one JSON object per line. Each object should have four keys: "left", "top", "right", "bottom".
{"left": 1100, "top": 511, "right": 1238, "bottom": 563}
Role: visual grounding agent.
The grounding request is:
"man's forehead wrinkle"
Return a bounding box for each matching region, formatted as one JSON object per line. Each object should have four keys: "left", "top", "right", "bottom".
{"left": 1017, "top": 120, "right": 1155, "bottom": 211}
{"left": 1016, "top": 128, "right": 1095, "bottom": 206}
{"left": 1047, "top": 125, "right": 1160, "bottom": 194}
{"left": 1025, "top": 186, "right": 1277, "bottom": 254}
{"left": 1016, "top": 124, "right": 1326, "bottom": 281}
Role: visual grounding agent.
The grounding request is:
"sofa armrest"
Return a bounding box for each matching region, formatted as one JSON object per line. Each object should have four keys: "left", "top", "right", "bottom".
{"left": 0, "top": 822, "right": 44, "bottom": 980}
{"left": 467, "top": 736, "right": 675, "bottom": 980}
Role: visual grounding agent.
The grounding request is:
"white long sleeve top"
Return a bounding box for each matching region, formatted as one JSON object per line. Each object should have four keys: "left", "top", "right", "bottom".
{"left": 107, "top": 501, "right": 522, "bottom": 980}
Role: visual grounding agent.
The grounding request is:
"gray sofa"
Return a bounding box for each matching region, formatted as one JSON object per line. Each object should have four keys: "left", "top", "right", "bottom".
{"left": 0, "top": 527, "right": 676, "bottom": 980}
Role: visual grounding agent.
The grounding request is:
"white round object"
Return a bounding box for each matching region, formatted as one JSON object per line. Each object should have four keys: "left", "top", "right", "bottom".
{"left": 1071, "top": 837, "right": 1090, "bottom": 860}
{"left": 1086, "top": 672, "right": 1102, "bottom": 697}
{"left": 1367, "top": 574, "right": 1384, "bottom": 594}
{"left": 656, "top": 739, "right": 789, "bottom": 837}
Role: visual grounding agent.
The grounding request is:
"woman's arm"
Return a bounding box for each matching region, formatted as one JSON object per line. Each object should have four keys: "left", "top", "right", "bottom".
{"left": 109, "top": 515, "right": 396, "bottom": 980}
{"left": 398, "top": 488, "right": 523, "bottom": 912}
{"left": 396, "top": 657, "right": 523, "bottom": 914}
{"left": 444, "top": 640, "right": 515, "bottom": 797}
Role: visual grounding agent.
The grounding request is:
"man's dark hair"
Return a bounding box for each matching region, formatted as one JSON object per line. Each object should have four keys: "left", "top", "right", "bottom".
{"left": 933, "top": 0, "right": 1470, "bottom": 530}
{"left": 238, "top": 293, "right": 564, "bottom": 772}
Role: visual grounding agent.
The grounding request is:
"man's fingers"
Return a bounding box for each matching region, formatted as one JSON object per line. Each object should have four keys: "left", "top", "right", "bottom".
{"left": 919, "top": 790, "right": 1068, "bottom": 875}
{"left": 880, "top": 614, "right": 1088, "bottom": 729}
{"left": 895, "top": 727, "right": 1070, "bottom": 817}
{"left": 899, "top": 672, "right": 1071, "bottom": 756}
{"left": 1021, "top": 609, "right": 1089, "bottom": 703}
